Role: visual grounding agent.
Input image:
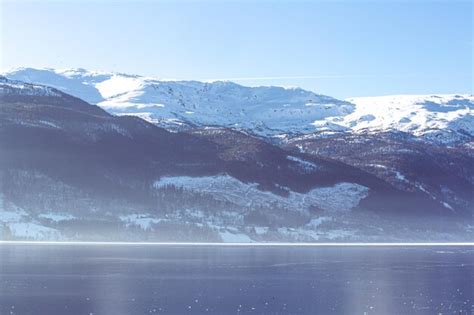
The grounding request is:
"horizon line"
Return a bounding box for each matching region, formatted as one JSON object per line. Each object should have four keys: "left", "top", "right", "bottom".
{"left": 0, "top": 241, "right": 473, "bottom": 246}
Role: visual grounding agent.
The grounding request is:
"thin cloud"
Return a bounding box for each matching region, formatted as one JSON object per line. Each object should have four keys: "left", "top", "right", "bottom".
{"left": 204, "top": 74, "right": 415, "bottom": 82}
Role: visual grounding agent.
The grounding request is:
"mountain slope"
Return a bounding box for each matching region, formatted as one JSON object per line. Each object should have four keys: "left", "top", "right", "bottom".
{"left": 285, "top": 132, "right": 474, "bottom": 216}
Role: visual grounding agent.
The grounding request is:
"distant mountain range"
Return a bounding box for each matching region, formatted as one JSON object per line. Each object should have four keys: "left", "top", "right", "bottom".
{"left": 0, "top": 71, "right": 472, "bottom": 242}
{"left": 5, "top": 68, "right": 474, "bottom": 144}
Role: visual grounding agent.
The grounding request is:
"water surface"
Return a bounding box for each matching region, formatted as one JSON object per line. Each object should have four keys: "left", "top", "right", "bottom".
{"left": 0, "top": 245, "right": 472, "bottom": 314}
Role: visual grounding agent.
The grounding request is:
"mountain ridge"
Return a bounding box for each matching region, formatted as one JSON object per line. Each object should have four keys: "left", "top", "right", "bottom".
{"left": 4, "top": 67, "right": 473, "bottom": 144}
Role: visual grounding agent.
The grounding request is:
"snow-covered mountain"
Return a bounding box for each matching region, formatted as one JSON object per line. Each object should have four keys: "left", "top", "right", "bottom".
{"left": 2, "top": 68, "right": 354, "bottom": 135}
{"left": 2, "top": 76, "right": 471, "bottom": 242}
{"left": 4, "top": 67, "right": 473, "bottom": 143}
{"left": 339, "top": 95, "right": 474, "bottom": 144}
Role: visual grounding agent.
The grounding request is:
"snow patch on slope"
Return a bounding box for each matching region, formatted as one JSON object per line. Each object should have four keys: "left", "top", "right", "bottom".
{"left": 0, "top": 209, "right": 28, "bottom": 223}
{"left": 95, "top": 74, "right": 145, "bottom": 99}
{"left": 8, "top": 223, "right": 61, "bottom": 240}
{"left": 154, "top": 175, "right": 369, "bottom": 212}
{"left": 0, "top": 209, "right": 61, "bottom": 240}
{"left": 219, "top": 230, "right": 254, "bottom": 243}
{"left": 39, "top": 213, "right": 76, "bottom": 222}
{"left": 119, "top": 214, "right": 162, "bottom": 230}
{"left": 287, "top": 155, "right": 320, "bottom": 173}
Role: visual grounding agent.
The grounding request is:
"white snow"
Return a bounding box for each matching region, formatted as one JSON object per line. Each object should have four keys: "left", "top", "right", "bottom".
{"left": 115, "top": 112, "right": 160, "bottom": 124}
{"left": 306, "top": 216, "right": 331, "bottom": 228}
{"left": 0, "top": 210, "right": 28, "bottom": 223}
{"left": 95, "top": 74, "right": 144, "bottom": 99}
{"left": 39, "top": 213, "right": 76, "bottom": 222}
{"left": 254, "top": 226, "right": 269, "bottom": 235}
{"left": 323, "top": 229, "right": 355, "bottom": 240}
{"left": 8, "top": 222, "right": 61, "bottom": 240}
{"left": 287, "top": 155, "right": 320, "bottom": 173}
{"left": 368, "top": 164, "right": 388, "bottom": 169}
{"left": 0, "top": 205, "right": 64, "bottom": 240}
{"left": 394, "top": 171, "right": 407, "bottom": 182}
{"left": 4, "top": 68, "right": 472, "bottom": 142}
{"left": 442, "top": 202, "right": 454, "bottom": 211}
{"left": 343, "top": 95, "right": 474, "bottom": 143}
{"left": 119, "top": 214, "right": 161, "bottom": 230}
{"left": 219, "top": 230, "right": 254, "bottom": 243}
{"left": 39, "top": 120, "right": 61, "bottom": 129}
{"left": 0, "top": 76, "right": 61, "bottom": 97}
{"left": 2, "top": 68, "right": 353, "bottom": 136}
{"left": 415, "top": 183, "right": 456, "bottom": 213}
{"left": 154, "top": 175, "right": 369, "bottom": 212}
{"left": 276, "top": 226, "right": 355, "bottom": 241}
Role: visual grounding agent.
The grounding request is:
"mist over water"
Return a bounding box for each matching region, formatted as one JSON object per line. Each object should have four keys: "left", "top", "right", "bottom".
{"left": 0, "top": 245, "right": 472, "bottom": 315}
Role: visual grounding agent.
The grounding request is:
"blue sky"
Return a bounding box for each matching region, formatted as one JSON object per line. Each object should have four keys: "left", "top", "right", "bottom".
{"left": 1, "top": 0, "right": 472, "bottom": 98}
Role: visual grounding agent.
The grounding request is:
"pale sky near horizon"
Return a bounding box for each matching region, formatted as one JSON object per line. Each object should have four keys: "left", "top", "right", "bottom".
{"left": 0, "top": 0, "right": 472, "bottom": 98}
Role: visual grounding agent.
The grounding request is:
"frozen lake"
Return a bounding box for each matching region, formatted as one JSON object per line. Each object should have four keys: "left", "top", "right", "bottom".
{"left": 0, "top": 244, "right": 472, "bottom": 314}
